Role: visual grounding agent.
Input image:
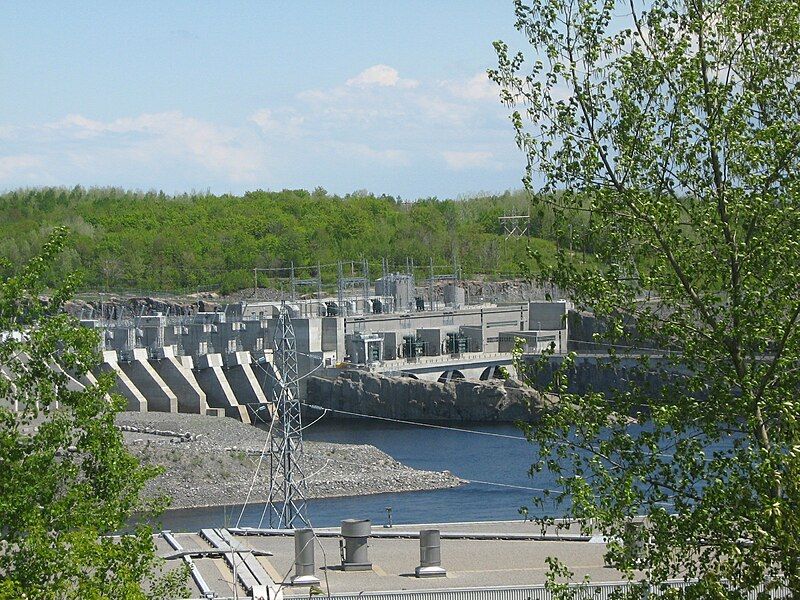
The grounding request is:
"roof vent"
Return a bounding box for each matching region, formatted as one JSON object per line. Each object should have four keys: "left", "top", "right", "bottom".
{"left": 339, "top": 519, "right": 372, "bottom": 571}
{"left": 292, "top": 528, "right": 320, "bottom": 586}
{"left": 415, "top": 529, "right": 446, "bottom": 578}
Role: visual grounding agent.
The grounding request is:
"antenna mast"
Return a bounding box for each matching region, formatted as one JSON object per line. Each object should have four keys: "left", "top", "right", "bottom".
{"left": 267, "top": 302, "right": 309, "bottom": 528}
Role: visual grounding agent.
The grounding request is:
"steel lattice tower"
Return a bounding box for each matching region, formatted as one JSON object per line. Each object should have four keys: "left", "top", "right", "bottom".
{"left": 267, "top": 302, "right": 309, "bottom": 528}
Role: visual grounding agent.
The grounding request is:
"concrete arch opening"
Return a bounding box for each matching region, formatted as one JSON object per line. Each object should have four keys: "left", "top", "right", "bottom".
{"left": 438, "top": 369, "right": 465, "bottom": 384}
{"left": 480, "top": 365, "right": 505, "bottom": 381}
{"left": 401, "top": 372, "right": 419, "bottom": 380}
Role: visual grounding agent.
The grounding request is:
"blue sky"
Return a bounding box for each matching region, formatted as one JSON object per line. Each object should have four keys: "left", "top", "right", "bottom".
{"left": 0, "top": 2, "right": 529, "bottom": 199}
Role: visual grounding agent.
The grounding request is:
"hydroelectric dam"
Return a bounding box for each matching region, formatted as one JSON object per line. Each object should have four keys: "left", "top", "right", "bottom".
{"left": 44, "top": 275, "right": 572, "bottom": 423}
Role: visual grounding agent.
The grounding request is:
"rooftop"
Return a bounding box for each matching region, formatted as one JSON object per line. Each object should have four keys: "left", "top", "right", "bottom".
{"left": 156, "top": 520, "right": 627, "bottom": 600}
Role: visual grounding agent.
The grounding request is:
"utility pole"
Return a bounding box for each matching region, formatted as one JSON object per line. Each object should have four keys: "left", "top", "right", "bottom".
{"left": 267, "top": 302, "right": 308, "bottom": 528}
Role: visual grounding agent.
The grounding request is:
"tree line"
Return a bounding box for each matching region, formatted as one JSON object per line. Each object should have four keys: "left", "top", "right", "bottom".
{"left": 0, "top": 186, "right": 596, "bottom": 294}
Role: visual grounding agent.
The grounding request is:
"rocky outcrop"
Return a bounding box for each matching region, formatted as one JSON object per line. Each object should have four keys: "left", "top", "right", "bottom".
{"left": 307, "top": 370, "right": 548, "bottom": 422}
{"left": 64, "top": 295, "right": 223, "bottom": 319}
{"left": 421, "top": 278, "right": 564, "bottom": 303}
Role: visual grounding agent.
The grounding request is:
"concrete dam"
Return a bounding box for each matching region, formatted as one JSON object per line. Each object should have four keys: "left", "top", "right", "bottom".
{"left": 27, "top": 275, "right": 573, "bottom": 424}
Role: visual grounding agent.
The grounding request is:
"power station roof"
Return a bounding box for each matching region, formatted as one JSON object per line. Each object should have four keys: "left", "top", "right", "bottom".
{"left": 154, "top": 520, "right": 625, "bottom": 599}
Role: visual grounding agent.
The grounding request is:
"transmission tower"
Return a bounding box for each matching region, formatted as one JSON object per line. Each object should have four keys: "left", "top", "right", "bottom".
{"left": 498, "top": 213, "right": 530, "bottom": 239}
{"left": 267, "top": 302, "right": 309, "bottom": 528}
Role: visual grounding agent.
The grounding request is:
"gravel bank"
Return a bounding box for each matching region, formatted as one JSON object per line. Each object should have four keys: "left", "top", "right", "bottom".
{"left": 116, "top": 412, "right": 463, "bottom": 509}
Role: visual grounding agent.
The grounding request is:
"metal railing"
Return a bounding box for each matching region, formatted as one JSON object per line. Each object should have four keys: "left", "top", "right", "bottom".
{"left": 374, "top": 352, "right": 513, "bottom": 370}
{"left": 326, "top": 580, "right": 788, "bottom": 600}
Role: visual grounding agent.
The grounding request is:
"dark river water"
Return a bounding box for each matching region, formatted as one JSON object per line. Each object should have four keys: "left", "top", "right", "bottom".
{"left": 158, "top": 417, "right": 562, "bottom": 531}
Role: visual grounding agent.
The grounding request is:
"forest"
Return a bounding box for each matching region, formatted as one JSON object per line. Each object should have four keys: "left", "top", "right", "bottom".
{"left": 0, "top": 186, "right": 595, "bottom": 294}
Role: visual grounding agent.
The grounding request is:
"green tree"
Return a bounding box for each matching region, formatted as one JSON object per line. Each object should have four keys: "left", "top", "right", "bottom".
{"left": 0, "top": 228, "right": 186, "bottom": 599}
{"left": 494, "top": 0, "right": 800, "bottom": 596}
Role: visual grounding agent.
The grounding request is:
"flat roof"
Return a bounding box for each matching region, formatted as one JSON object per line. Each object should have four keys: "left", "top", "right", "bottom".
{"left": 156, "top": 520, "right": 627, "bottom": 599}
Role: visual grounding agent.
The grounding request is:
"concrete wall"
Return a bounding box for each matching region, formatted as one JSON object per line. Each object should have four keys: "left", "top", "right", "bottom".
{"left": 382, "top": 331, "right": 398, "bottom": 360}
{"left": 459, "top": 325, "right": 484, "bottom": 352}
{"left": 75, "top": 300, "right": 571, "bottom": 419}
{"left": 529, "top": 301, "right": 569, "bottom": 331}
{"left": 385, "top": 356, "right": 518, "bottom": 382}
{"left": 322, "top": 316, "right": 344, "bottom": 355}
{"left": 138, "top": 315, "right": 166, "bottom": 351}
{"left": 107, "top": 326, "right": 136, "bottom": 352}
{"left": 416, "top": 328, "right": 443, "bottom": 356}
{"left": 236, "top": 320, "right": 267, "bottom": 354}
{"left": 498, "top": 330, "right": 566, "bottom": 354}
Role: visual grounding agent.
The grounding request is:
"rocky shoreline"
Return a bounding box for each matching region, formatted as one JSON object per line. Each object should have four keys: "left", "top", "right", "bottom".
{"left": 116, "top": 412, "right": 464, "bottom": 510}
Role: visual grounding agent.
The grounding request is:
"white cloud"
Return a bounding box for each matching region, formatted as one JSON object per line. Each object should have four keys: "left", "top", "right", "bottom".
{"left": 249, "top": 65, "right": 517, "bottom": 180}
{"left": 0, "top": 62, "right": 523, "bottom": 195}
{"left": 413, "top": 95, "right": 473, "bottom": 126}
{"left": 0, "top": 154, "right": 42, "bottom": 180}
{"left": 445, "top": 72, "right": 498, "bottom": 101}
{"left": 47, "top": 111, "right": 264, "bottom": 182}
{"left": 346, "top": 64, "right": 418, "bottom": 89}
{"left": 249, "top": 108, "right": 305, "bottom": 137}
{"left": 324, "top": 141, "right": 409, "bottom": 166}
{"left": 250, "top": 108, "right": 276, "bottom": 130}
{"left": 441, "top": 150, "right": 495, "bottom": 170}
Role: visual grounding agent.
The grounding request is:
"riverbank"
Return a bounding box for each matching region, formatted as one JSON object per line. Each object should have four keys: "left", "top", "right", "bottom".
{"left": 116, "top": 412, "right": 464, "bottom": 510}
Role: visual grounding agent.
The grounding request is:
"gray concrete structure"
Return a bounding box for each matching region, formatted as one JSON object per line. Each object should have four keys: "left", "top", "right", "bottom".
{"left": 416, "top": 328, "right": 443, "bottom": 356}
{"left": 118, "top": 348, "right": 178, "bottom": 413}
{"left": 150, "top": 346, "right": 208, "bottom": 414}
{"left": 346, "top": 332, "right": 384, "bottom": 365}
{"left": 375, "top": 273, "right": 415, "bottom": 312}
{"left": 377, "top": 354, "right": 518, "bottom": 382}
{"left": 71, "top": 364, "right": 103, "bottom": 400}
{"left": 100, "top": 350, "right": 147, "bottom": 411}
{"left": 49, "top": 359, "right": 85, "bottom": 393}
{"left": 76, "top": 285, "right": 570, "bottom": 422}
{"left": 193, "top": 354, "right": 250, "bottom": 423}
{"left": 459, "top": 325, "right": 483, "bottom": 353}
{"left": 322, "top": 316, "right": 344, "bottom": 357}
{"left": 138, "top": 314, "right": 167, "bottom": 357}
{"left": 498, "top": 330, "right": 565, "bottom": 354}
{"left": 443, "top": 283, "right": 465, "bottom": 307}
{"left": 529, "top": 300, "right": 570, "bottom": 331}
{"left": 222, "top": 351, "right": 270, "bottom": 414}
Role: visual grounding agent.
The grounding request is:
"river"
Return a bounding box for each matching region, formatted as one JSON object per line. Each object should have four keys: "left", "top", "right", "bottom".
{"left": 159, "top": 417, "right": 561, "bottom": 531}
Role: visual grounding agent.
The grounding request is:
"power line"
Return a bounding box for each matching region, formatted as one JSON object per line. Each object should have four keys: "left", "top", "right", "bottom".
{"left": 304, "top": 404, "right": 529, "bottom": 441}
{"left": 236, "top": 404, "right": 278, "bottom": 528}
{"left": 303, "top": 403, "right": 694, "bottom": 463}
{"left": 467, "top": 479, "right": 553, "bottom": 493}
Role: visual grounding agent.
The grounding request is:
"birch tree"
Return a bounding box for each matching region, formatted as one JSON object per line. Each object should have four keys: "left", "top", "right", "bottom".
{"left": 493, "top": 0, "right": 800, "bottom": 595}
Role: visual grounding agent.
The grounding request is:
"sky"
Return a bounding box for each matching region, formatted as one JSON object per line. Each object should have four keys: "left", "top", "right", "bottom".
{"left": 0, "top": 2, "right": 530, "bottom": 200}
